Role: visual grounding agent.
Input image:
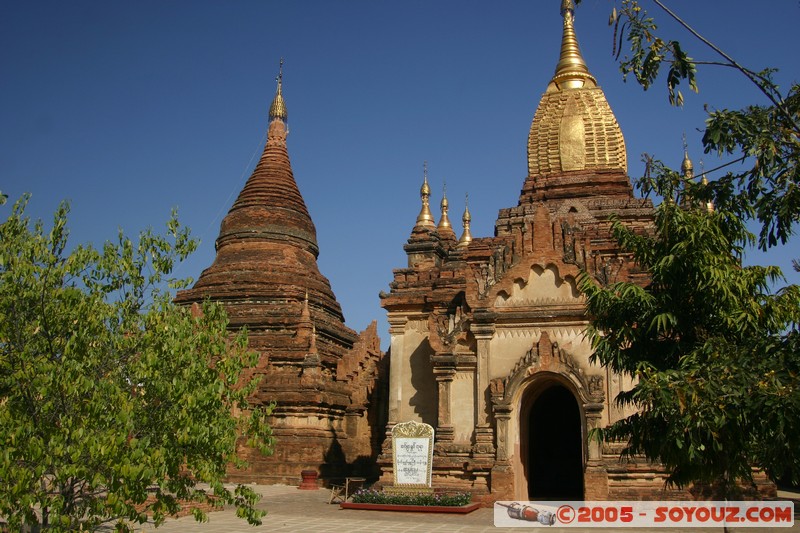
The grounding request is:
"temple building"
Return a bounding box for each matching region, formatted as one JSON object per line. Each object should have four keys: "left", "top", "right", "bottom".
{"left": 176, "top": 0, "right": 770, "bottom": 502}
{"left": 379, "top": 0, "right": 662, "bottom": 501}
{"left": 174, "top": 62, "right": 388, "bottom": 484}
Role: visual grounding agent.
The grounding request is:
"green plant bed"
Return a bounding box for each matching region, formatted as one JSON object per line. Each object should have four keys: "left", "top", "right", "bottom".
{"left": 341, "top": 489, "right": 480, "bottom": 513}
{"left": 340, "top": 501, "right": 481, "bottom": 513}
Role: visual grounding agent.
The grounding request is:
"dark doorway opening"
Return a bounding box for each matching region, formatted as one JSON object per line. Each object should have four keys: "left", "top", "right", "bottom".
{"left": 527, "top": 384, "right": 584, "bottom": 500}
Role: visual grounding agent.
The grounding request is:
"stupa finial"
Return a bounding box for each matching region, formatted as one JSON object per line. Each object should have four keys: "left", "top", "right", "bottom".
{"left": 681, "top": 134, "right": 694, "bottom": 179}
{"left": 269, "top": 57, "right": 288, "bottom": 121}
{"left": 415, "top": 161, "right": 435, "bottom": 228}
{"left": 458, "top": 193, "right": 473, "bottom": 247}
{"left": 548, "top": 0, "right": 597, "bottom": 91}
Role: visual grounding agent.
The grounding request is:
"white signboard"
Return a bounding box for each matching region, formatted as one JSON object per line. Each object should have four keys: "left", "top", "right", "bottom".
{"left": 394, "top": 437, "right": 430, "bottom": 485}
{"left": 391, "top": 421, "right": 434, "bottom": 488}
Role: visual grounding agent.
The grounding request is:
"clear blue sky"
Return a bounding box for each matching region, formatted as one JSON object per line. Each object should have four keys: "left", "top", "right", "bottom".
{"left": 2, "top": 1, "right": 798, "bottom": 347}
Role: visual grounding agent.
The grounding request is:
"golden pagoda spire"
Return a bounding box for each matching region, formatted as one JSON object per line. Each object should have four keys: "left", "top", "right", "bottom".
{"left": 415, "top": 161, "right": 435, "bottom": 228}
{"left": 269, "top": 58, "right": 288, "bottom": 121}
{"left": 547, "top": 0, "right": 597, "bottom": 92}
{"left": 457, "top": 193, "right": 473, "bottom": 247}
{"left": 528, "top": 0, "right": 627, "bottom": 177}
{"left": 681, "top": 134, "right": 694, "bottom": 180}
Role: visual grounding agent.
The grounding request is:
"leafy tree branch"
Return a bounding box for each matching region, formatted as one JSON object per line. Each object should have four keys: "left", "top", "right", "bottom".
{"left": 579, "top": 0, "right": 800, "bottom": 248}
{"left": 0, "top": 195, "right": 275, "bottom": 532}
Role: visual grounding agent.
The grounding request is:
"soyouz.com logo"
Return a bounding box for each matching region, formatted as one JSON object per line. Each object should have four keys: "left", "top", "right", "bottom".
{"left": 493, "top": 501, "right": 795, "bottom": 528}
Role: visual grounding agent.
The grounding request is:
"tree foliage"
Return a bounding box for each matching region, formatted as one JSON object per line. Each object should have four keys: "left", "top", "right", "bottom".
{"left": 597, "top": 0, "right": 800, "bottom": 250}
{"left": 0, "top": 195, "right": 274, "bottom": 531}
{"left": 570, "top": 0, "right": 800, "bottom": 494}
{"left": 579, "top": 170, "right": 800, "bottom": 493}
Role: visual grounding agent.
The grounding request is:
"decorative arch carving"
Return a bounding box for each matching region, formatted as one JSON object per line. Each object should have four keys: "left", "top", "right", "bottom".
{"left": 489, "top": 331, "right": 605, "bottom": 464}
{"left": 493, "top": 263, "right": 581, "bottom": 308}
{"left": 489, "top": 331, "right": 604, "bottom": 410}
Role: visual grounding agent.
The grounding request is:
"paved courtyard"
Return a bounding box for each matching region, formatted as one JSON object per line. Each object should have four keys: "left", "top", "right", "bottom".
{"left": 133, "top": 484, "right": 800, "bottom": 533}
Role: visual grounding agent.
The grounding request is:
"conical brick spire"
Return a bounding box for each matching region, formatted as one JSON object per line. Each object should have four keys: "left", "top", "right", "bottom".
{"left": 176, "top": 63, "right": 356, "bottom": 365}
{"left": 217, "top": 62, "right": 317, "bottom": 257}
{"left": 177, "top": 62, "right": 387, "bottom": 487}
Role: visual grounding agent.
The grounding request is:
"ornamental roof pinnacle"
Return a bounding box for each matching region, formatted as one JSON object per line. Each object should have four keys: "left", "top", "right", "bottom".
{"left": 699, "top": 161, "right": 714, "bottom": 213}
{"left": 458, "top": 193, "right": 473, "bottom": 247}
{"left": 415, "top": 161, "right": 435, "bottom": 228}
{"left": 437, "top": 182, "right": 457, "bottom": 240}
{"left": 438, "top": 182, "right": 452, "bottom": 230}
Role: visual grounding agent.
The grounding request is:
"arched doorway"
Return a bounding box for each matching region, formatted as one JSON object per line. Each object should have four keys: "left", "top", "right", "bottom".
{"left": 525, "top": 384, "right": 584, "bottom": 500}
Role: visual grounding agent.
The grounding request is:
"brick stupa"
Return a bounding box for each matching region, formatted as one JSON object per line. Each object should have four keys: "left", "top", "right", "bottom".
{"left": 175, "top": 65, "right": 387, "bottom": 484}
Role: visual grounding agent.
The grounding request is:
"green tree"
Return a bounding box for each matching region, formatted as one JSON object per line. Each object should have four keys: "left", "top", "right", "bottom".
{"left": 573, "top": 0, "right": 800, "bottom": 495}
{"left": 594, "top": 0, "right": 800, "bottom": 249}
{"left": 579, "top": 169, "right": 800, "bottom": 495}
{"left": 0, "top": 195, "right": 274, "bottom": 531}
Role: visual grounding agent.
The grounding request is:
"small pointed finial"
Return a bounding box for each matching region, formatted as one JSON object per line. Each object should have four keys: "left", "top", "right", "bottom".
{"left": 302, "top": 321, "right": 321, "bottom": 369}
{"left": 548, "top": 0, "right": 596, "bottom": 91}
{"left": 269, "top": 57, "right": 288, "bottom": 121}
{"left": 698, "top": 160, "right": 714, "bottom": 212}
{"left": 458, "top": 193, "right": 473, "bottom": 247}
{"left": 437, "top": 181, "right": 456, "bottom": 240}
{"left": 415, "top": 161, "right": 435, "bottom": 228}
{"left": 296, "top": 289, "right": 313, "bottom": 341}
{"left": 300, "top": 289, "right": 310, "bottom": 320}
{"left": 438, "top": 182, "right": 452, "bottom": 229}
{"left": 309, "top": 323, "right": 317, "bottom": 353}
